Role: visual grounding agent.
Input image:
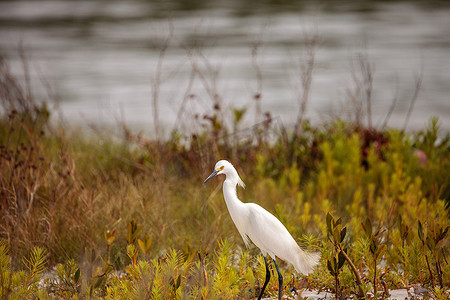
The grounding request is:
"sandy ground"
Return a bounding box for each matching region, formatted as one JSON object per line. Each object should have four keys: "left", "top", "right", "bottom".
{"left": 298, "top": 287, "right": 423, "bottom": 299}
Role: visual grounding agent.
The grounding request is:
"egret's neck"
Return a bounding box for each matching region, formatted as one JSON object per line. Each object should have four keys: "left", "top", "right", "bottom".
{"left": 223, "top": 179, "right": 243, "bottom": 212}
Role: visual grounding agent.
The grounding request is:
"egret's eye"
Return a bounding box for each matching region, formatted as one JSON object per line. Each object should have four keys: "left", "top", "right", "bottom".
{"left": 216, "top": 166, "right": 224, "bottom": 171}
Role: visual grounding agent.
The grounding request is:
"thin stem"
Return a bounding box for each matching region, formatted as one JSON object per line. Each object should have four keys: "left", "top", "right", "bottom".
{"left": 424, "top": 252, "right": 434, "bottom": 285}
{"left": 251, "top": 26, "right": 265, "bottom": 124}
{"left": 294, "top": 27, "right": 318, "bottom": 137}
{"left": 335, "top": 271, "right": 340, "bottom": 299}
{"left": 358, "top": 53, "right": 373, "bottom": 128}
{"left": 373, "top": 256, "right": 377, "bottom": 298}
{"left": 381, "top": 74, "right": 399, "bottom": 129}
{"left": 403, "top": 66, "right": 423, "bottom": 131}
{"left": 151, "top": 19, "right": 174, "bottom": 140}
{"left": 338, "top": 246, "right": 365, "bottom": 299}
{"left": 435, "top": 260, "right": 443, "bottom": 288}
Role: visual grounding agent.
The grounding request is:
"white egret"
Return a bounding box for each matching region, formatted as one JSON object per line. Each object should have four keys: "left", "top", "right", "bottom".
{"left": 203, "top": 160, "right": 320, "bottom": 300}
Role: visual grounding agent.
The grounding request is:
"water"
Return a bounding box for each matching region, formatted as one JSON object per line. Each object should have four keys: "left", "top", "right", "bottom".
{"left": 1, "top": 1, "right": 449, "bottom": 136}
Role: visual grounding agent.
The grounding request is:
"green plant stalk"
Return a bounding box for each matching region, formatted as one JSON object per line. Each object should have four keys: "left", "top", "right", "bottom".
{"left": 435, "top": 260, "right": 443, "bottom": 288}
{"left": 335, "top": 270, "right": 340, "bottom": 299}
{"left": 373, "top": 255, "right": 377, "bottom": 298}
{"left": 424, "top": 249, "right": 434, "bottom": 285}
{"left": 338, "top": 246, "right": 365, "bottom": 299}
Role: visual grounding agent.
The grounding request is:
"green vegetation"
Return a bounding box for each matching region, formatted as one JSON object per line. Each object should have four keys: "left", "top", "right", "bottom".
{"left": 0, "top": 58, "right": 449, "bottom": 299}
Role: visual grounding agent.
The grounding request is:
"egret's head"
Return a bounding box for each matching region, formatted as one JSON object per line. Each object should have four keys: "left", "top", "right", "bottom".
{"left": 203, "top": 160, "right": 245, "bottom": 188}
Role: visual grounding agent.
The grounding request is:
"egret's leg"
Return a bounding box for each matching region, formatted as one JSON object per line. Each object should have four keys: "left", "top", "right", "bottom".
{"left": 257, "top": 256, "right": 270, "bottom": 300}
{"left": 273, "top": 259, "right": 283, "bottom": 300}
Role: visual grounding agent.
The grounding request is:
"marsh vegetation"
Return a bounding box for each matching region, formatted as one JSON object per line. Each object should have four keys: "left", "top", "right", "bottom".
{"left": 0, "top": 43, "right": 449, "bottom": 299}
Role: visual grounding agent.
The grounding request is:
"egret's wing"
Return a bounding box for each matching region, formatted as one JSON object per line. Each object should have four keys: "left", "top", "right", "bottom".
{"left": 245, "top": 203, "right": 293, "bottom": 254}
{"left": 245, "top": 203, "right": 319, "bottom": 274}
{"left": 228, "top": 203, "right": 252, "bottom": 248}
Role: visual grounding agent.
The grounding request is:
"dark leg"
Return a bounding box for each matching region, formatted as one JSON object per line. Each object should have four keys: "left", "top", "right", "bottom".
{"left": 273, "top": 258, "right": 283, "bottom": 300}
{"left": 258, "top": 256, "right": 270, "bottom": 300}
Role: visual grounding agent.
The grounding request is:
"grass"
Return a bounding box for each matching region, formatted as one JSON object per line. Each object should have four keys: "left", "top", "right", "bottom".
{"left": 0, "top": 54, "right": 449, "bottom": 299}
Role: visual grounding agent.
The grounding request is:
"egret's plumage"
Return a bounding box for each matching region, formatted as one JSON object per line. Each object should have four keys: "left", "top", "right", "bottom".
{"left": 204, "top": 160, "right": 320, "bottom": 299}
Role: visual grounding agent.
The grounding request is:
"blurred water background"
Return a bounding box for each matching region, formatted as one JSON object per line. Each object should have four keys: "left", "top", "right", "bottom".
{"left": 0, "top": 0, "right": 449, "bottom": 136}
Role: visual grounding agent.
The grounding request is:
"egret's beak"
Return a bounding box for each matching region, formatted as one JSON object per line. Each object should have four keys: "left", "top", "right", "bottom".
{"left": 203, "top": 169, "right": 219, "bottom": 184}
